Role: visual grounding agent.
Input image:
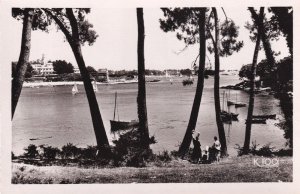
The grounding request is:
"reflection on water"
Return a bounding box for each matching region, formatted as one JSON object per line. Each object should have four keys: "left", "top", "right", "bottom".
{"left": 12, "top": 75, "right": 286, "bottom": 155}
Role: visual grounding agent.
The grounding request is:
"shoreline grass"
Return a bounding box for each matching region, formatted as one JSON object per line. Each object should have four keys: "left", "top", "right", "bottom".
{"left": 12, "top": 155, "right": 292, "bottom": 183}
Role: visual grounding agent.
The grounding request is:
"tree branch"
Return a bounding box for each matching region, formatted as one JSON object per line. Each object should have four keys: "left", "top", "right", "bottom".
{"left": 66, "top": 8, "right": 79, "bottom": 40}
{"left": 221, "top": 7, "right": 228, "bottom": 22}
{"left": 42, "top": 8, "right": 73, "bottom": 42}
{"left": 206, "top": 9, "right": 216, "bottom": 46}
{"left": 248, "top": 7, "right": 263, "bottom": 22}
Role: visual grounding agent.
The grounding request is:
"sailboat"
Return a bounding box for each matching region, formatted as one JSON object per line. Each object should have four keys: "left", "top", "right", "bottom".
{"left": 165, "top": 70, "right": 170, "bottom": 78}
{"left": 93, "top": 81, "right": 98, "bottom": 92}
{"left": 221, "top": 91, "right": 238, "bottom": 123}
{"left": 234, "top": 93, "right": 246, "bottom": 108}
{"left": 72, "top": 82, "right": 79, "bottom": 95}
{"left": 110, "top": 92, "right": 139, "bottom": 133}
{"left": 227, "top": 89, "right": 235, "bottom": 106}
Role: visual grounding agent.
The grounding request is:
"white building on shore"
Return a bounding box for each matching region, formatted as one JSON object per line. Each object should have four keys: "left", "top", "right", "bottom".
{"left": 31, "top": 55, "right": 55, "bottom": 75}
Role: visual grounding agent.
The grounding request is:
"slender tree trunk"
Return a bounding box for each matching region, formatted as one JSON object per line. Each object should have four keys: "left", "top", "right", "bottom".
{"left": 212, "top": 8, "right": 227, "bottom": 156}
{"left": 249, "top": 8, "right": 276, "bottom": 83}
{"left": 11, "top": 9, "right": 33, "bottom": 119}
{"left": 243, "top": 8, "right": 264, "bottom": 153}
{"left": 178, "top": 8, "right": 206, "bottom": 156}
{"left": 137, "top": 8, "right": 150, "bottom": 149}
{"left": 70, "top": 42, "right": 109, "bottom": 147}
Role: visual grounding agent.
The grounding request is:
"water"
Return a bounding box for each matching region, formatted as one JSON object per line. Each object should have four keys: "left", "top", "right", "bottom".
{"left": 12, "top": 75, "right": 286, "bottom": 156}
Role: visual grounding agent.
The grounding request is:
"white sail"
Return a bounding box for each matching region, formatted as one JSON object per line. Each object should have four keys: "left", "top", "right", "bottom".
{"left": 72, "top": 83, "right": 78, "bottom": 95}
{"left": 165, "top": 70, "right": 169, "bottom": 78}
{"left": 93, "top": 81, "right": 98, "bottom": 92}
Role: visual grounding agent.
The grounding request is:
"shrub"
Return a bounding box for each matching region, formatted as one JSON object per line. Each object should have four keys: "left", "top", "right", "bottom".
{"left": 61, "top": 143, "right": 80, "bottom": 159}
{"left": 112, "top": 128, "right": 156, "bottom": 167}
{"left": 80, "top": 146, "right": 98, "bottom": 160}
{"left": 156, "top": 150, "right": 172, "bottom": 162}
{"left": 235, "top": 141, "right": 291, "bottom": 157}
{"left": 24, "top": 144, "right": 39, "bottom": 158}
{"left": 256, "top": 143, "right": 274, "bottom": 157}
{"left": 40, "top": 145, "right": 60, "bottom": 160}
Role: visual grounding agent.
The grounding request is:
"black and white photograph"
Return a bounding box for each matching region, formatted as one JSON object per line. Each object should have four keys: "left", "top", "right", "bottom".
{"left": 0, "top": 0, "right": 298, "bottom": 193}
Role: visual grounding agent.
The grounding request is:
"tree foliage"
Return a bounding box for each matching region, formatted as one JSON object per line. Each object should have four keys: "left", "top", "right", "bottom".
{"left": 244, "top": 7, "right": 292, "bottom": 56}
{"left": 12, "top": 62, "right": 34, "bottom": 78}
{"left": 86, "top": 66, "right": 97, "bottom": 73}
{"left": 269, "top": 7, "right": 293, "bottom": 55}
{"left": 160, "top": 8, "right": 243, "bottom": 57}
{"left": 160, "top": 8, "right": 206, "bottom": 45}
{"left": 207, "top": 15, "right": 244, "bottom": 57}
{"left": 42, "top": 8, "right": 98, "bottom": 46}
{"left": 12, "top": 8, "right": 51, "bottom": 32}
{"left": 52, "top": 60, "right": 74, "bottom": 74}
{"left": 239, "top": 56, "right": 292, "bottom": 83}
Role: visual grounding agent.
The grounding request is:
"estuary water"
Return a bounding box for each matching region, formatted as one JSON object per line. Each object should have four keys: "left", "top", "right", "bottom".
{"left": 12, "top": 75, "right": 286, "bottom": 156}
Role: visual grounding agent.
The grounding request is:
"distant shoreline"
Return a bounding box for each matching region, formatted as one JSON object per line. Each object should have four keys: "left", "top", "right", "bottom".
{"left": 22, "top": 80, "right": 139, "bottom": 88}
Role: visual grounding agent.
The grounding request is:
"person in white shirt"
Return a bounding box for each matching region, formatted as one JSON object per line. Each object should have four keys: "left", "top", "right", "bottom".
{"left": 213, "top": 136, "right": 221, "bottom": 162}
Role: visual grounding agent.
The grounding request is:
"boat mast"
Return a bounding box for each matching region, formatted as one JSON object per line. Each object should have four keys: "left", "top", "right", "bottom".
{"left": 113, "top": 92, "right": 117, "bottom": 120}
{"left": 222, "top": 90, "right": 225, "bottom": 111}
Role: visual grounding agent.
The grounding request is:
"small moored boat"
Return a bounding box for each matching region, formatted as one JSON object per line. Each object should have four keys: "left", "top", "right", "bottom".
{"left": 253, "top": 114, "right": 276, "bottom": 120}
{"left": 235, "top": 103, "right": 246, "bottom": 108}
{"left": 245, "top": 118, "right": 267, "bottom": 124}
{"left": 110, "top": 92, "right": 139, "bottom": 133}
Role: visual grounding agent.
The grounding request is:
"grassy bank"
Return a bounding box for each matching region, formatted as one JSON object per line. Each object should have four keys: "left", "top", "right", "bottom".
{"left": 12, "top": 156, "right": 292, "bottom": 183}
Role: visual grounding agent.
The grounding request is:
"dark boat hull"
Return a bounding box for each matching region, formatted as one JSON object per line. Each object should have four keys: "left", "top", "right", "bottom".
{"left": 110, "top": 120, "right": 139, "bottom": 133}
{"left": 235, "top": 103, "right": 246, "bottom": 108}
{"left": 182, "top": 79, "right": 193, "bottom": 86}
{"left": 245, "top": 118, "right": 267, "bottom": 124}
{"left": 227, "top": 101, "right": 235, "bottom": 106}
{"left": 252, "top": 114, "right": 276, "bottom": 120}
{"left": 221, "top": 111, "right": 239, "bottom": 122}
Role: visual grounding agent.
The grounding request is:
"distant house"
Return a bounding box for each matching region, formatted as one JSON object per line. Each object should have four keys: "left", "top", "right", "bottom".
{"left": 97, "top": 68, "right": 109, "bottom": 82}
{"left": 31, "top": 62, "right": 55, "bottom": 75}
{"left": 31, "top": 56, "right": 55, "bottom": 75}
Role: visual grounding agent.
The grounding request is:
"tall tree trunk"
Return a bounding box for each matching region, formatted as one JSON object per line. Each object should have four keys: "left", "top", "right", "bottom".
{"left": 42, "top": 8, "right": 109, "bottom": 148}
{"left": 137, "top": 8, "right": 150, "bottom": 149}
{"left": 249, "top": 8, "right": 276, "bottom": 82}
{"left": 212, "top": 8, "right": 227, "bottom": 156}
{"left": 70, "top": 42, "right": 109, "bottom": 147}
{"left": 178, "top": 8, "right": 206, "bottom": 156}
{"left": 243, "top": 8, "right": 264, "bottom": 153}
{"left": 11, "top": 9, "right": 33, "bottom": 119}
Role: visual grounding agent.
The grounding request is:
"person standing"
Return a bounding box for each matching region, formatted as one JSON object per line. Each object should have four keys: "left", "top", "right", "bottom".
{"left": 213, "top": 136, "right": 221, "bottom": 162}
{"left": 191, "top": 132, "right": 202, "bottom": 163}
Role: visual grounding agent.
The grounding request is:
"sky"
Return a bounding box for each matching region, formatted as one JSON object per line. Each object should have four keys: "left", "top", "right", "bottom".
{"left": 10, "top": 7, "right": 290, "bottom": 71}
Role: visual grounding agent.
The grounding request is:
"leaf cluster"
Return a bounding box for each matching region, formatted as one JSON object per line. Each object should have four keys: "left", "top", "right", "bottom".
{"left": 160, "top": 8, "right": 243, "bottom": 57}
{"left": 160, "top": 8, "right": 206, "bottom": 45}
{"left": 245, "top": 8, "right": 281, "bottom": 43}
{"left": 12, "top": 8, "right": 98, "bottom": 46}
{"left": 12, "top": 8, "right": 52, "bottom": 32}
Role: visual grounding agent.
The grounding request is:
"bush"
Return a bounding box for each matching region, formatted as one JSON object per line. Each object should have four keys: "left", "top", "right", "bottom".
{"left": 61, "top": 143, "right": 80, "bottom": 159}
{"left": 256, "top": 143, "right": 274, "bottom": 157}
{"left": 112, "top": 128, "right": 156, "bottom": 167}
{"left": 24, "top": 144, "right": 39, "bottom": 158}
{"left": 235, "top": 141, "right": 291, "bottom": 157}
{"left": 40, "top": 145, "right": 60, "bottom": 160}
{"left": 156, "top": 150, "right": 172, "bottom": 162}
{"left": 79, "top": 145, "right": 98, "bottom": 160}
